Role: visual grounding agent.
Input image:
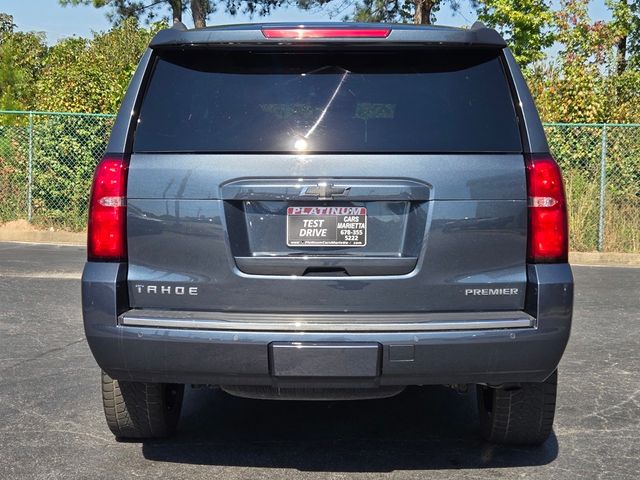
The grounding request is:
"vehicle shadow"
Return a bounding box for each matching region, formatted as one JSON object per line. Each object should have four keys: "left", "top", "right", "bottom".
{"left": 141, "top": 385, "right": 558, "bottom": 472}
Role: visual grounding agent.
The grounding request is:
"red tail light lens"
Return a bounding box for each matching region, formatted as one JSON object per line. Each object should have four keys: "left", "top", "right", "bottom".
{"left": 87, "top": 156, "right": 128, "bottom": 261}
{"left": 526, "top": 155, "right": 568, "bottom": 263}
{"left": 261, "top": 28, "right": 391, "bottom": 39}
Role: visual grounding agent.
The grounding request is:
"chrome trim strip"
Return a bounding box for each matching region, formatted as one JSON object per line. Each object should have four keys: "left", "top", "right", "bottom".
{"left": 120, "top": 312, "right": 534, "bottom": 332}
{"left": 235, "top": 256, "right": 418, "bottom": 276}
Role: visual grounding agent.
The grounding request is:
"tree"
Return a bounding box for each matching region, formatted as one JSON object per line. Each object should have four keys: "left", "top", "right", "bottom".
{"left": 0, "top": 12, "right": 14, "bottom": 34}
{"left": 413, "top": 0, "right": 442, "bottom": 23}
{"left": 35, "top": 18, "right": 162, "bottom": 113}
{"left": 471, "top": 0, "right": 554, "bottom": 66}
{"left": 0, "top": 14, "right": 48, "bottom": 111}
{"left": 59, "top": 0, "right": 289, "bottom": 28}
{"left": 331, "top": 0, "right": 456, "bottom": 24}
{"left": 607, "top": 0, "right": 640, "bottom": 73}
{"left": 350, "top": 0, "right": 409, "bottom": 22}
{"left": 191, "top": 0, "right": 209, "bottom": 27}
{"left": 527, "top": 0, "right": 618, "bottom": 123}
{"left": 59, "top": 0, "right": 210, "bottom": 27}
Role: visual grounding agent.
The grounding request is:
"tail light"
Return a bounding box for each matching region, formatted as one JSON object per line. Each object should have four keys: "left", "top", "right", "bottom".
{"left": 526, "top": 154, "right": 568, "bottom": 263}
{"left": 87, "top": 155, "right": 128, "bottom": 261}
{"left": 261, "top": 28, "right": 391, "bottom": 39}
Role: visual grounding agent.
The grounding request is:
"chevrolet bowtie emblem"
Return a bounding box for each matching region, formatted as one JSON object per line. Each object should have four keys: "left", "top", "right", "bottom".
{"left": 301, "top": 183, "right": 350, "bottom": 199}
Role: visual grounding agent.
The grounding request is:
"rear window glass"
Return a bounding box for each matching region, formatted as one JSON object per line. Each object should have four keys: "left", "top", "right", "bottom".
{"left": 133, "top": 50, "right": 521, "bottom": 153}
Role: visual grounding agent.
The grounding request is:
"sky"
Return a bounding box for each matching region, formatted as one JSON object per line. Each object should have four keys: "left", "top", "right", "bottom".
{"left": 0, "top": 0, "right": 613, "bottom": 46}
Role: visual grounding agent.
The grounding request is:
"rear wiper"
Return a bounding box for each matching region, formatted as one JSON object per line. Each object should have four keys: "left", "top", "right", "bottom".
{"left": 303, "top": 65, "right": 350, "bottom": 76}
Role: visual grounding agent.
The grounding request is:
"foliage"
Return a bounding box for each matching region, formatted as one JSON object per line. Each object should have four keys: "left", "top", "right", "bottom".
{"left": 34, "top": 18, "right": 162, "bottom": 113}
{"left": 525, "top": 0, "right": 640, "bottom": 124}
{"left": 60, "top": 0, "right": 189, "bottom": 24}
{"left": 472, "top": 0, "right": 554, "bottom": 65}
{"left": 0, "top": 114, "right": 115, "bottom": 229}
{"left": 527, "top": 62, "right": 608, "bottom": 124}
{"left": 59, "top": 0, "right": 288, "bottom": 27}
{"left": 223, "top": 0, "right": 289, "bottom": 17}
{"left": 0, "top": 15, "right": 48, "bottom": 113}
{"left": 607, "top": 0, "right": 640, "bottom": 71}
{"left": 0, "top": 12, "right": 13, "bottom": 33}
{"left": 30, "top": 115, "right": 114, "bottom": 229}
{"left": 298, "top": 0, "right": 456, "bottom": 24}
{"left": 0, "top": 123, "right": 28, "bottom": 222}
{"left": 605, "top": 69, "right": 640, "bottom": 122}
{"left": 555, "top": 0, "right": 615, "bottom": 62}
{"left": 347, "top": 0, "right": 433, "bottom": 23}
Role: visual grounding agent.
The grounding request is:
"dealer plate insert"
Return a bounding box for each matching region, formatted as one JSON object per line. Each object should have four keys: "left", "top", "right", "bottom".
{"left": 287, "top": 206, "right": 367, "bottom": 247}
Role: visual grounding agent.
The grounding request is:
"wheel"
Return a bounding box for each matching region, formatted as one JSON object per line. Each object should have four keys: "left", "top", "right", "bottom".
{"left": 477, "top": 370, "right": 557, "bottom": 445}
{"left": 101, "top": 371, "right": 184, "bottom": 439}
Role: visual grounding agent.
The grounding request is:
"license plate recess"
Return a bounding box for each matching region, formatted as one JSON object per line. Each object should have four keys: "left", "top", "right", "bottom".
{"left": 286, "top": 206, "right": 367, "bottom": 247}
{"left": 270, "top": 342, "right": 380, "bottom": 377}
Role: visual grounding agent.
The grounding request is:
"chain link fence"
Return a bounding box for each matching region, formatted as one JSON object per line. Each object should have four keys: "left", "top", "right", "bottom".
{"left": 0, "top": 110, "right": 638, "bottom": 252}
{"left": 0, "top": 111, "right": 114, "bottom": 231}
{"left": 545, "top": 123, "right": 640, "bottom": 253}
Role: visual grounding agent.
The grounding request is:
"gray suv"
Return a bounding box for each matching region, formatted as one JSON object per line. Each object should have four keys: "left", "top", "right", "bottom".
{"left": 82, "top": 22, "right": 573, "bottom": 445}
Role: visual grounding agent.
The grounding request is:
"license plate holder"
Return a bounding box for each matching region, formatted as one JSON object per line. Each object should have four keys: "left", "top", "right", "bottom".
{"left": 270, "top": 342, "right": 380, "bottom": 377}
{"left": 286, "top": 206, "right": 367, "bottom": 247}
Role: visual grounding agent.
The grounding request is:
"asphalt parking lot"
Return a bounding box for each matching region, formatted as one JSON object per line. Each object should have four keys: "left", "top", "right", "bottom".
{"left": 0, "top": 242, "right": 638, "bottom": 479}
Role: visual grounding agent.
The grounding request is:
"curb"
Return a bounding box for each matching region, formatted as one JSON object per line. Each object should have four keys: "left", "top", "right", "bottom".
{"left": 569, "top": 252, "right": 640, "bottom": 267}
{"left": 0, "top": 230, "right": 85, "bottom": 246}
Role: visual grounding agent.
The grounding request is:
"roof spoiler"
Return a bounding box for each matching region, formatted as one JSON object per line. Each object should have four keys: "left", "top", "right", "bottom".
{"left": 149, "top": 22, "right": 507, "bottom": 49}
{"left": 172, "top": 20, "right": 188, "bottom": 31}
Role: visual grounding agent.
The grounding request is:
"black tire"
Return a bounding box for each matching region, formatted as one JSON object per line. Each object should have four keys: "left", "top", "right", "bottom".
{"left": 101, "top": 371, "right": 184, "bottom": 439}
{"left": 477, "top": 370, "right": 557, "bottom": 445}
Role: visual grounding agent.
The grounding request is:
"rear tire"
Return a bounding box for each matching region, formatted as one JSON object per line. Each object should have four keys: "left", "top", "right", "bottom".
{"left": 477, "top": 370, "right": 557, "bottom": 445}
{"left": 101, "top": 371, "right": 184, "bottom": 439}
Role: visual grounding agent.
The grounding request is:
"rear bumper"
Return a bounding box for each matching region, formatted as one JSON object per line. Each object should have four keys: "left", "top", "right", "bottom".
{"left": 82, "top": 263, "right": 572, "bottom": 386}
